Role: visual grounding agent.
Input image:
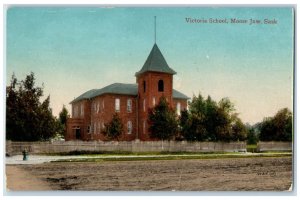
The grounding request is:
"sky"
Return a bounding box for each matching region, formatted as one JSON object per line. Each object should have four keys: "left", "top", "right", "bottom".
{"left": 6, "top": 6, "right": 294, "bottom": 125}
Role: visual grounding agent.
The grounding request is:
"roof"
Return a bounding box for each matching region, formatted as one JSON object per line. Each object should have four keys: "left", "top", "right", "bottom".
{"left": 172, "top": 89, "right": 190, "bottom": 100}
{"left": 70, "top": 83, "right": 189, "bottom": 104}
{"left": 135, "top": 44, "right": 176, "bottom": 76}
{"left": 70, "top": 83, "right": 137, "bottom": 104}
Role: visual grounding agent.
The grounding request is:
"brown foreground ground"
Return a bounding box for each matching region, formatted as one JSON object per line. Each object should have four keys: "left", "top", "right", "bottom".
{"left": 6, "top": 157, "right": 292, "bottom": 191}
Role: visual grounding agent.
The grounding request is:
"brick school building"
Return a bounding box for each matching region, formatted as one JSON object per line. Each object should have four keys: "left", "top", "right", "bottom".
{"left": 66, "top": 43, "right": 189, "bottom": 141}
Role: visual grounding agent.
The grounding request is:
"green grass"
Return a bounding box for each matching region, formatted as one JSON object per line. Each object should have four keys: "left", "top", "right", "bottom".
{"left": 41, "top": 150, "right": 243, "bottom": 157}
{"left": 51, "top": 152, "right": 292, "bottom": 163}
{"left": 246, "top": 144, "right": 257, "bottom": 149}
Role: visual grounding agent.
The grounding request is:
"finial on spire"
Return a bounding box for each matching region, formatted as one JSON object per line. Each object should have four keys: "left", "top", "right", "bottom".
{"left": 154, "top": 16, "right": 156, "bottom": 44}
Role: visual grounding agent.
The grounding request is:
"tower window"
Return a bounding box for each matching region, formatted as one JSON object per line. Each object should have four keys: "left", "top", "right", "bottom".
{"left": 143, "top": 80, "right": 146, "bottom": 93}
{"left": 158, "top": 80, "right": 164, "bottom": 92}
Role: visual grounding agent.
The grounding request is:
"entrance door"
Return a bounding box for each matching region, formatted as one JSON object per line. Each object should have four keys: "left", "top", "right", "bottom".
{"left": 75, "top": 128, "right": 81, "bottom": 139}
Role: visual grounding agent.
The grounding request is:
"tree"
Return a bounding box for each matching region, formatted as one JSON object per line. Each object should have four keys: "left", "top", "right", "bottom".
{"left": 59, "top": 105, "right": 69, "bottom": 126}
{"left": 55, "top": 105, "right": 70, "bottom": 139}
{"left": 247, "top": 127, "right": 258, "bottom": 145}
{"left": 6, "top": 72, "right": 57, "bottom": 141}
{"left": 231, "top": 118, "right": 247, "bottom": 141}
{"left": 181, "top": 93, "right": 247, "bottom": 142}
{"left": 185, "top": 94, "right": 209, "bottom": 141}
{"left": 102, "top": 113, "right": 124, "bottom": 140}
{"left": 177, "top": 109, "right": 189, "bottom": 140}
{"left": 148, "top": 96, "right": 178, "bottom": 140}
{"left": 259, "top": 108, "right": 292, "bottom": 141}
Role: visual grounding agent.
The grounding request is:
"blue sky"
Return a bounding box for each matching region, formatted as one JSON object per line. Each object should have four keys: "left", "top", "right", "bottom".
{"left": 6, "top": 7, "right": 294, "bottom": 124}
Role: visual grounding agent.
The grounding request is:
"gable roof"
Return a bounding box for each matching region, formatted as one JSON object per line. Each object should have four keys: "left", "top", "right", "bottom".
{"left": 172, "top": 89, "right": 189, "bottom": 100}
{"left": 70, "top": 83, "right": 189, "bottom": 104}
{"left": 70, "top": 83, "right": 137, "bottom": 104}
{"left": 135, "top": 44, "right": 176, "bottom": 76}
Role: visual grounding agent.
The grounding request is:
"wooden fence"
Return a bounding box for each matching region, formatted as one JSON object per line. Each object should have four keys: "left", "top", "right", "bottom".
{"left": 257, "top": 141, "right": 292, "bottom": 152}
{"left": 6, "top": 140, "right": 247, "bottom": 155}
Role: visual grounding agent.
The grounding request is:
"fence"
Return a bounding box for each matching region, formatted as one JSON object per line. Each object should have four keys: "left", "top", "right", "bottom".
{"left": 6, "top": 140, "right": 247, "bottom": 155}
{"left": 257, "top": 141, "right": 292, "bottom": 152}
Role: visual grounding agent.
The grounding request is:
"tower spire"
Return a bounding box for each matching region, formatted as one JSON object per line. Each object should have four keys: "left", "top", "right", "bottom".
{"left": 154, "top": 16, "right": 156, "bottom": 44}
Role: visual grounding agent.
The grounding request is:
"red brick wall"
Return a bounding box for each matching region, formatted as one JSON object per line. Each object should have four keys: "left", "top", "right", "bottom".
{"left": 89, "top": 94, "right": 137, "bottom": 141}
{"left": 136, "top": 72, "right": 173, "bottom": 141}
{"left": 65, "top": 118, "right": 84, "bottom": 140}
{"left": 70, "top": 100, "right": 91, "bottom": 140}
{"left": 67, "top": 72, "right": 188, "bottom": 141}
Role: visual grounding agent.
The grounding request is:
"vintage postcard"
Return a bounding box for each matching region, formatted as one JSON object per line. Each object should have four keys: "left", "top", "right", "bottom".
{"left": 4, "top": 6, "right": 294, "bottom": 193}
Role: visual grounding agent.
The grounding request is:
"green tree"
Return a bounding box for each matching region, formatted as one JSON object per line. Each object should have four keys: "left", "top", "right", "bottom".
{"left": 177, "top": 109, "right": 189, "bottom": 140}
{"left": 6, "top": 72, "right": 57, "bottom": 141}
{"left": 231, "top": 118, "right": 247, "bottom": 141}
{"left": 148, "top": 96, "right": 178, "bottom": 140}
{"left": 247, "top": 127, "right": 258, "bottom": 145}
{"left": 59, "top": 105, "right": 69, "bottom": 125}
{"left": 182, "top": 94, "right": 247, "bottom": 142}
{"left": 185, "top": 94, "right": 209, "bottom": 141}
{"left": 102, "top": 113, "right": 124, "bottom": 140}
{"left": 56, "top": 105, "right": 70, "bottom": 139}
{"left": 259, "top": 108, "right": 292, "bottom": 141}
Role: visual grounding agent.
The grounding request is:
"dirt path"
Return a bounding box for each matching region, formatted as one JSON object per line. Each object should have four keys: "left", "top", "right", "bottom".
{"left": 6, "top": 157, "right": 292, "bottom": 191}
{"left": 6, "top": 165, "right": 52, "bottom": 191}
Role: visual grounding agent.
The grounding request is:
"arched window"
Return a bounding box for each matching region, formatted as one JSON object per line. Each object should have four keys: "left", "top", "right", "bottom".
{"left": 143, "top": 80, "right": 146, "bottom": 93}
{"left": 127, "top": 99, "right": 132, "bottom": 112}
{"left": 158, "top": 80, "right": 164, "bottom": 92}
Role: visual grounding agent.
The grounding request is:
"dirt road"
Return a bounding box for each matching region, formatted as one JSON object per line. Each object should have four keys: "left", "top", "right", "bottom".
{"left": 6, "top": 157, "right": 292, "bottom": 191}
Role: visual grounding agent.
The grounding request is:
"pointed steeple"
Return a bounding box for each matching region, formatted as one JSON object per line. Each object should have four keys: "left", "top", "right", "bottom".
{"left": 135, "top": 44, "right": 177, "bottom": 77}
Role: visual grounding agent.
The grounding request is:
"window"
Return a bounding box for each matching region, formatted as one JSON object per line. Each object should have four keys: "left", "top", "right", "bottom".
{"left": 73, "top": 106, "right": 78, "bottom": 117}
{"left": 87, "top": 125, "right": 91, "bottom": 134}
{"left": 143, "top": 121, "right": 146, "bottom": 134}
{"left": 97, "top": 102, "right": 100, "bottom": 113}
{"left": 127, "top": 99, "right": 132, "bottom": 112}
{"left": 127, "top": 121, "right": 132, "bottom": 134}
{"left": 143, "top": 80, "right": 146, "bottom": 93}
{"left": 98, "top": 122, "right": 101, "bottom": 134}
{"left": 93, "top": 102, "right": 95, "bottom": 113}
{"left": 152, "top": 97, "right": 156, "bottom": 106}
{"left": 176, "top": 102, "right": 181, "bottom": 116}
{"left": 81, "top": 103, "right": 84, "bottom": 116}
{"left": 115, "top": 98, "right": 120, "bottom": 112}
{"left": 158, "top": 80, "right": 164, "bottom": 92}
{"left": 143, "top": 99, "right": 146, "bottom": 112}
{"left": 102, "top": 100, "right": 105, "bottom": 111}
